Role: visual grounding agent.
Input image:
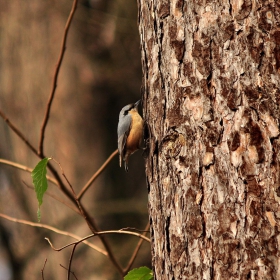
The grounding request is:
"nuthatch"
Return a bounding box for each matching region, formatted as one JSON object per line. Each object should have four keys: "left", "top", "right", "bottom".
{"left": 117, "top": 100, "right": 144, "bottom": 172}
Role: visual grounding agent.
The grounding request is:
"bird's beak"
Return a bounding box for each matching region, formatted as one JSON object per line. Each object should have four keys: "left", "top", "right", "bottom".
{"left": 134, "top": 100, "right": 141, "bottom": 108}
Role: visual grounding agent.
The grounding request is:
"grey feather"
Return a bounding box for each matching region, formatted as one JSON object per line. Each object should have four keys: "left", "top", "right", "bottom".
{"left": 117, "top": 105, "right": 133, "bottom": 166}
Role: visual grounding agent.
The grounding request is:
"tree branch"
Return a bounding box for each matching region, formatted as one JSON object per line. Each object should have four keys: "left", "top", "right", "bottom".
{"left": 45, "top": 229, "right": 150, "bottom": 251}
{"left": 38, "top": 0, "right": 78, "bottom": 156}
{"left": 41, "top": 258, "right": 47, "bottom": 280}
{"left": 60, "top": 264, "right": 78, "bottom": 280}
{"left": 22, "top": 181, "right": 81, "bottom": 215}
{"left": 77, "top": 149, "right": 118, "bottom": 200}
{"left": 0, "top": 0, "right": 126, "bottom": 276}
{"left": 0, "top": 110, "right": 38, "bottom": 155}
{"left": 124, "top": 221, "right": 150, "bottom": 274}
{"left": 51, "top": 157, "right": 124, "bottom": 275}
{"left": 0, "top": 158, "right": 58, "bottom": 185}
{"left": 0, "top": 213, "right": 107, "bottom": 255}
{"left": 68, "top": 244, "right": 77, "bottom": 280}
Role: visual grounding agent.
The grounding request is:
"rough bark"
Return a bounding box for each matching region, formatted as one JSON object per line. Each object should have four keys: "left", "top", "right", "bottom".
{"left": 138, "top": 0, "right": 280, "bottom": 279}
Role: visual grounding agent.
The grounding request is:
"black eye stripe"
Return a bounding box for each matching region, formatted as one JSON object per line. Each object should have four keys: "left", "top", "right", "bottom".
{"left": 124, "top": 106, "right": 134, "bottom": 115}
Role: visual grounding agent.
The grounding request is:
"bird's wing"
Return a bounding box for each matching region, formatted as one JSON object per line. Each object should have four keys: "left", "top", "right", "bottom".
{"left": 117, "top": 114, "right": 132, "bottom": 166}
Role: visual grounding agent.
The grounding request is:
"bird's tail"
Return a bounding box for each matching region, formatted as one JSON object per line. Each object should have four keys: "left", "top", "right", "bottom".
{"left": 119, "top": 155, "right": 122, "bottom": 167}
{"left": 124, "top": 161, "right": 129, "bottom": 172}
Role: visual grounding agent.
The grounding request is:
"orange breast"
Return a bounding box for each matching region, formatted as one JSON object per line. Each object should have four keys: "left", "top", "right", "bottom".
{"left": 126, "top": 110, "right": 143, "bottom": 154}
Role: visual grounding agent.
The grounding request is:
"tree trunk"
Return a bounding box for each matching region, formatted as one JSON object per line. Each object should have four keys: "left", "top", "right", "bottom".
{"left": 138, "top": 0, "right": 280, "bottom": 279}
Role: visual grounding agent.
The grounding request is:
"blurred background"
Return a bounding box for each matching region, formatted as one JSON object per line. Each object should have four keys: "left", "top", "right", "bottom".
{"left": 0, "top": 0, "right": 150, "bottom": 279}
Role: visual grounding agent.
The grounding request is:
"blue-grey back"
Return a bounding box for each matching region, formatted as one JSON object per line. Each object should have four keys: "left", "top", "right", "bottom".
{"left": 118, "top": 112, "right": 132, "bottom": 138}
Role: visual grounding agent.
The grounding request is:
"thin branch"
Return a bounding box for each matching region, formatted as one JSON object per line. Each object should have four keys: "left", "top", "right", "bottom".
{"left": 51, "top": 158, "right": 78, "bottom": 197}
{"left": 0, "top": 0, "right": 123, "bottom": 275}
{"left": 41, "top": 258, "right": 47, "bottom": 280}
{"left": 0, "top": 113, "right": 123, "bottom": 275}
{"left": 22, "top": 181, "right": 81, "bottom": 215}
{"left": 51, "top": 158, "right": 89, "bottom": 220}
{"left": 60, "top": 265, "right": 78, "bottom": 280}
{"left": 120, "top": 227, "right": 150, "bottom": 233}
{"left": 47, "top": 163, "right": 78, "bottom": 204}
{"left": 51, "top": 158, "right": 125, "bottom": 275}
{"left": 80, "top": 207, "right": 124, "bottom": 275}
{"left": 68, "top": 244, "right": 78, "bottom": 280}
{"left": 48, "top": 163, "right": 124, "bottom": 277}
{"left": 45, "top": 230, "right": 150, "bottom": 251}
{"left": 0, "top": 110, "right": 38, "bottom": 155}
{"left": 38, "top": 0, "right": 78, "bottom": 156}
{"left": 77, "top": 149, "right": 118, "bottom": 200}
{"left": 124, "top": 221, "right": 150, "bottom": 274}
{"left": 45, "top": 235, "right": 90, "bottom": 251}
{"left": 61, "top": 264, "right": 78, "bottom": 280}
{"left": 0, "top": 158, "right": 58, "bottom": 185}
{"left": 0, "top": 111, "right": 83, "bottom": 216}
{"left": 0, "top": 213, "right": 107, "bottom": 255}
{"left": 0, "top": 0, "right": 93, "bottom": 221}
{"left": 60, "top": 264, "right": 78, "bottom": 280}
{"left": 85, "top": 228, "right": 145, "bottom": 242}
{"left": 45, "top": 155, "right": 124, "bottom": 275}
{"left": 0, "top": 109, "right": 81, "bottom": 213}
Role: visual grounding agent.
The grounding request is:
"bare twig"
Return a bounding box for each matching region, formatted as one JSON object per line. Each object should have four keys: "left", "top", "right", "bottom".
{"left": 46, "top": 155, "right": 124, "bottom": 274}
{"left": 41, "top": 258, "right": 47, "bottom": 280}
{"left": 46, "top": 164, "right": 124, "bottom": 276}
{"left": 51, "top": 157, "right": 124, "bottom": 275}
{"left": 120, "top": 226, "right": 150, "bottom": 233}
{"left": 0, "top": 0, "right": 101, "bottom": 210}
{"left": 124, "top": 221, "right": 150, "bottom": 274}
{"left": 38, "top": 0, "right": 78, "bottom": 156}
{"left": 45, "top": 230, "right": 150, "bottom": 251}
{"left": 98, "top": 229, "right": 150, "bottom": 243}
{"left": 0, "top": 158, "right": 58, "bottom": 185}
{"left": 22, "top": 181, "right": 81, "bottom": 215}
{"left": 45, "top": 235, "right": 90, "bottom": 251}
{"left": 0, "top": 112, "right": 80, "bottom": 210}
{"left": 0, "top": 0, "right": 124, "bottom": 275}
{"left": 60, "top": 264, "right": 78, "bottom": 280}
{"left": 68, "top": 244, "right": 78, "bottom": 280}
{"left": 0, "top": 213, "right": 106, "bottom": 255}
{"left": 0, "top": 112, "right": 82, "bottom": 215}
{"left": 51, "top": 158, "right": 91, "bottom": 223}
{"left": 0, "top": 159, "right": 80, "bottom": 218}
{"left": 0, "top": 110, "right": 38, "bottom": 155}
{"left": 78, "top": 149, "right": 118, "bottom": 200}
{"left": 51, "top": 158, "right": 78, "bottom": 197}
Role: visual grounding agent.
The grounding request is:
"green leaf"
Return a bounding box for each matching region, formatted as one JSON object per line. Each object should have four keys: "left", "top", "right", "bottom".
{"left": 31, "top": 158, "right": 50, "bottom": 220}
{"left": 37, "top": 208, "right": 41, "bottom": 222}
{"left": 124, "top": 267, "right": 153, "bottom": 280}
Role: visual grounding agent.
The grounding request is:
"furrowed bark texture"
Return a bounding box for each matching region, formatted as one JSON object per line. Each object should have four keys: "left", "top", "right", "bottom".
{"left": 138, "top": 0, "right": 280, "bottom": 279}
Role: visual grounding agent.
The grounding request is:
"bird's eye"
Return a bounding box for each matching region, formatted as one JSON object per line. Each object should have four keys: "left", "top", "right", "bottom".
{"left": 124, "top": 110, "right": 129, "bottom": 115}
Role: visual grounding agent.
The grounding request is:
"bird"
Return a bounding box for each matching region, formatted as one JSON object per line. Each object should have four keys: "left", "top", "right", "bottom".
{"left": 117, "top": 100, "right": 144, "bottom": 172}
